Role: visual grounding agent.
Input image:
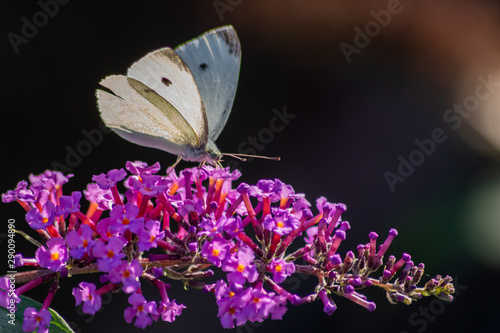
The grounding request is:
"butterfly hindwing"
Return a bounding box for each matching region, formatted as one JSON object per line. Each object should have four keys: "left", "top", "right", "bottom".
{"left": 175, "top": 25, "right": 241, "bottom": 142}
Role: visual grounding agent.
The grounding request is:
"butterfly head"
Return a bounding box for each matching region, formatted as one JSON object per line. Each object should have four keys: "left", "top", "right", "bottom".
{"left": 182, "top": 140, "right": 222, "bottom": 165}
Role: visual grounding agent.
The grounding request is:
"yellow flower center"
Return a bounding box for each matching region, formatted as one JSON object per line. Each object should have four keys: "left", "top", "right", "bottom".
{"left": 277, "top": 222, "right": 284, "bottom": 228}
{"left": 229, "top": 291, "right": 235, "bottom": 298}
{"left": 42, "top": 217, "right": 49, "bottom": 224}
{"left": 236, "top": 264, "right": 245, "bottom": 272}
{"left": 107, "top": 250, "right": 114, "bottom": 258}
{"left": 51, "top": 252, "right": 59, "bottom": 261}
{"left": 212, "top": 249, "right": 220, "bottom": 257}
{"left": 275, "top": 264, "right": 282, "bottom": 272}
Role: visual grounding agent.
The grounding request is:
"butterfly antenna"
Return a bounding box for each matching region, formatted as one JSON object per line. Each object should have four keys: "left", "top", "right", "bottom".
{"left": 223, "top": 153, "right": 280, "bottom": 161}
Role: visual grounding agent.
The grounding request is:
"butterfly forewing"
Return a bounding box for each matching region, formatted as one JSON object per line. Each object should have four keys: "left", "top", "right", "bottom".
{"left": 175, "top": 25, "right": 241, "bottom": 142}
{"left": 126, "top": 47, "right": 209, "bottom": 146}
{"left": 97, "top": 75, "right": 199, "bottom": 154}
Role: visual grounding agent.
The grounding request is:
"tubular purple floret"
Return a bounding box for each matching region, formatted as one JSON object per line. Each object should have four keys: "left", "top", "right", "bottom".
{"left": 341, "top": 251, "right": 355, "bottom": 275}
{"left": 397, "top": 261, "right": 414, "bottom": 283}
{"left": 342, "top": 290, "right": 377, "bottom": 312}
{"left": 382, "top": 269, "right": 393, "bottom": 283}
{"left": 325, "top": 204, "right": 347, "bottom": 236}
{"left": 303, "top": 253, "right": 318, "bottom": 265}
{"left": 368, "top": 231, "right": 378, "bottom": 259}
{"left": 424, "top": 278, "right": 439, "bottom": 291}
{"left": 15, "top": 272, "right": 57, "bottom": 296}
{"left": 375, "top": 228, "right": 398, "bottom": 261}
{"left": 384, "top": 255, "right": 396, "bottom": 272}
{"left": 319, "top": 290, "right": 337, "bottom": 316}
{"left": 439, "top": 275, "right": 453, "bottom": 287}
{"left": 389, "top": 253, "right": 411, "bottom": 276}
{"left": 349, "top": 277, "right": 363, "bottom": 288}
{"left": 339, "top": 221, "right": 351, "bottom": 231}
{"left": 357, "top": 244, "right": 366, "bottom": 257}
{"left": 327, "top": 229, "right": 346, "bottom": 258}
{"left": 345, "top": 284, "right": 355, "bottom": 293}
{"left": 182, "top": 169, "right": 193, "bottom": 200}
{"left": 40, "top": 280, "right": 58, "bottom": 312}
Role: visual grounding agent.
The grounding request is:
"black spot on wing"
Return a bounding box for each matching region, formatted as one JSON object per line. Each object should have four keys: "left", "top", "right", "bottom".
{"left": 161, "top": 77, "right": 172, "bottom": 86}
{"left": 200, "top": 63, "right": 208, "bottom": 71}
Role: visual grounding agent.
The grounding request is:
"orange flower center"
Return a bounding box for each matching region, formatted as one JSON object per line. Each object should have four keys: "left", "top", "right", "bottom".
{"left": 149, "top": 235, "right": 155, "bottom": 242}
{"left": 107, "top": 250, "right": 114, "bottom": 258}
{"left": 275, "top": 264, "right": 282, "bottom": 272}
{"left": 253, "top": 297, "right": 260, "bottom": 303}
{"left": 137, "top": 305, "right": 144, "bottom": 312}
{"left": 51, "top": 252, "right": 60, "bottom": 261}
{"left": 122, "top": 218, "right": 130, "bottom": 225}
{"left": 123, "top": 270, "right": 130, "bottom": 278}
{"left": 42, "top": 217, "right": 49, "bottom": 224}
{"left": 236, "top": 264, "right": 245, "bottom": 272}
{"left": 36, "top": 316, "right": 42, "bottom": 322}
{"left": 277, "top": 222, "right": 284, "bottom": 228}
{"left": 88, "top": 294, "right": 93, "bottom": 300}
{"left": 229, "top": 291, "right": 235, "bottom": 298}
{"left": 82, "top": 240, "right": 88, "bottom": 247}
{"left": 228, "top": 307, "right": 236, "bottom": 315}
{"left": 212, "top": 249, "right": 220, "bottom": 257}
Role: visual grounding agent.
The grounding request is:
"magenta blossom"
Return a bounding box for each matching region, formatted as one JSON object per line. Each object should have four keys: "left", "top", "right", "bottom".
{"left": 93, "top": 237, "right": 126, "bottom": 272}
{"left": 154, "top": 300, "right": 186, "bottom": 323}
{"left": 72, "top": 282, "right": 102, "bottom": 315}
{"left": 35, "top": 238, "right": 68, "bottom": 272}
{"left": 268, "top": 258, "right": 296, "bottom": 283}
{"left": 56, "top": 191, "right": 82, "bottom": 218}
{"left": 109, "top": 203, "right": 144, "bottom": 235}
{"left": 108, "top": 259, "right": 143, "bottom": 293}
{"left": 25, "top": 201, "right": 56, "bottom": 230}
{"left": 23, "top": 307, "right": 51, "bottom": 333}
{"left": 201, "top": 237, "right": 231, "bottom": 267}
{"left": 66, "top": 224, "right": 95, "bottom": 259}
{"left": 92, "top": 168, "right": 127, "bottom": 190}
{"left": 263, "top": 207, "right": 300, "bottom": 236}
{"left": 222, "top": 244, "right": 258, "bottom": 285}
{"left": 123, "top": 293, "right": 157, "bottom": 329}
{"left": 137, "top": 220, "right": 164, "bottom": 252}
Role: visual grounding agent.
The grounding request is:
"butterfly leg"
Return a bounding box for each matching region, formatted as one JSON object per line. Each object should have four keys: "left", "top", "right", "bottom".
{"left": 167, "top": 155, "right": 183, "bottom": 175}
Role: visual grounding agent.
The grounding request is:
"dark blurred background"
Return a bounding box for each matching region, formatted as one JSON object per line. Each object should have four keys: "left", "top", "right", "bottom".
{"left": 2, "top": 0, "right": 500, "bottom": 332}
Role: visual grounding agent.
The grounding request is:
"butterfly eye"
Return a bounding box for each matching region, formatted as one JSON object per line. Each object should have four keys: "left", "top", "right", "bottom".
{"left": 161, "top": 77, "right": 172, "bottom": 86}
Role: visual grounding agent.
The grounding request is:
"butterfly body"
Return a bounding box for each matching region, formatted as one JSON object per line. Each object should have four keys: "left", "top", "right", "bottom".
{"left": 96, "top": 26, "right": 241, "bottom": 164}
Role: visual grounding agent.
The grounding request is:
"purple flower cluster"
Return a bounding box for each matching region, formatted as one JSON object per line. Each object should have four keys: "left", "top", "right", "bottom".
{"left": 1, "top": 161, "right": 455, "bottom": 331}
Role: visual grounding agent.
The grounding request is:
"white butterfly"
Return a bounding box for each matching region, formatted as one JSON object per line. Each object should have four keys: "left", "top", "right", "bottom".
{"left": 96, "top": 26, "right": 241, "bottom": 165}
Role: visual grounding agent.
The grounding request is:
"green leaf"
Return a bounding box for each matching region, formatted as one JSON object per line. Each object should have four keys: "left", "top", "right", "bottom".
{"left": 0, "top": 294, "right": 75, "bottom": 333}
